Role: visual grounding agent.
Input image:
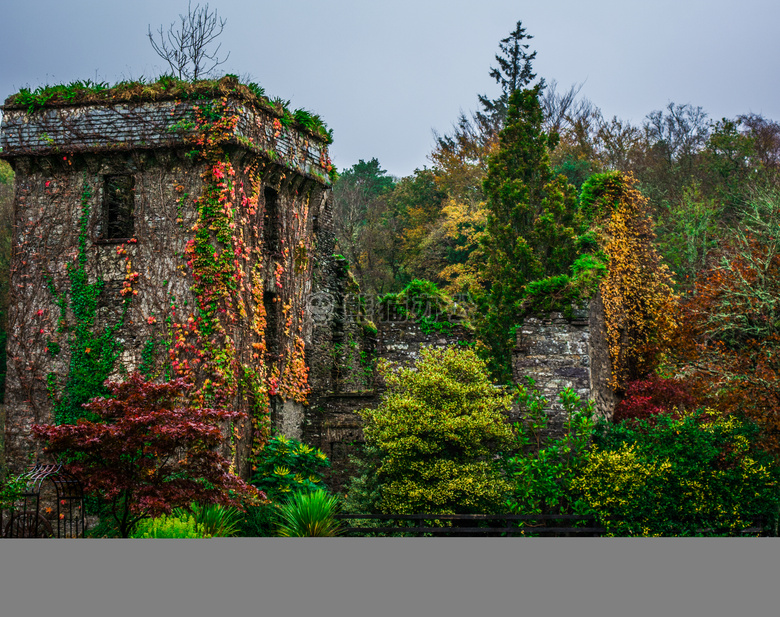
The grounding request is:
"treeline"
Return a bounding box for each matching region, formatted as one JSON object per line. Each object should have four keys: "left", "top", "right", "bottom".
{"left": 332, "top": 21, "right": 780, "bottom": 386}
{"left": 336, "top": 79, "right": 780, "bottom": 299}
{"left": 323, "top": 22, "right": 780, "bottom": 535}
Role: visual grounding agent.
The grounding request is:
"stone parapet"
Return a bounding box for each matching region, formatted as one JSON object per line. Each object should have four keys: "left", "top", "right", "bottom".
{"left": 0, "top": 98, "right": 331, "bottom": 185}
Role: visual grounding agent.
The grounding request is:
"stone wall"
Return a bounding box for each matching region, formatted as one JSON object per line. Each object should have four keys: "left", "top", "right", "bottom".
{"left": 512, "top": 300, "right": 615, "bottom": 438}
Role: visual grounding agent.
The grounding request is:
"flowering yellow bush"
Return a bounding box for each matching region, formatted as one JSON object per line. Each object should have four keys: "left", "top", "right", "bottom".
{"left": 573, "top": 409, "right": 780, "bottom": 535}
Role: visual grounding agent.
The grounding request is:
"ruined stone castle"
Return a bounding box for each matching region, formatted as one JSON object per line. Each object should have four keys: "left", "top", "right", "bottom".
{"left": 0, "top": 77, "right": 612, "bottom": 488}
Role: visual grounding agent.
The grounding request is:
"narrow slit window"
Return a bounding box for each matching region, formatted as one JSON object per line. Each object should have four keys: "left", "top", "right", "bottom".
{"left": 103, "top": 175, "right": 135, "bottom": 239}
{"left": 264, "top": 291, "right": 280, "bottom": 359}
{"left": 263, "top": 187, "right": 279, "bottom": 253}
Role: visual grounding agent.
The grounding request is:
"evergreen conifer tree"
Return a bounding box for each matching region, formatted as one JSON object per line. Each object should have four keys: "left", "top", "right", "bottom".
{"left": 476, "top": 20, "right": 538, "bottom": 135}
{"left": 478, "top": 85, "right": 579, "bottom": 381}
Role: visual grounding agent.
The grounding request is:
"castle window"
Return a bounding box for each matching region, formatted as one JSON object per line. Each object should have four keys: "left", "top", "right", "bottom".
{"left": 263, "top": 187, "right": 280, "bottom": 254}
{"left": 103, "top": 175, "right": 135, "bottom": 239}
{"left": 264, "top": 291, "right": 281, "bottom": 360}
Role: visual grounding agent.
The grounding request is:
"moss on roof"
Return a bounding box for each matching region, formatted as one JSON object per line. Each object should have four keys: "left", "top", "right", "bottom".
{"left": 3, "top": 74, "right": 333, "bottom": 144}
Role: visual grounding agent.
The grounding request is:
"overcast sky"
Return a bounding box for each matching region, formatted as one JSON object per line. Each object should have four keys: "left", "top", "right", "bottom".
{"left": 2, "top": 0, "right": 779, "bottom": 178}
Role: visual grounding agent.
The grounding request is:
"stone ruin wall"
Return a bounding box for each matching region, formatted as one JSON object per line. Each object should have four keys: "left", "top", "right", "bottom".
{"left": 304, "top": 310, "right": 473, "bottom": 492}
{"left": 512, "top": 296, "right": 616, "bottom": 439}
{"left": 0, "top": 90, "right": 619, "bottom": 490}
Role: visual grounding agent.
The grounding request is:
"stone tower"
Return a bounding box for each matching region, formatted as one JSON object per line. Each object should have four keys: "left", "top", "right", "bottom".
{"left": 0, "top": 76, "right": 344, "bottom": 477}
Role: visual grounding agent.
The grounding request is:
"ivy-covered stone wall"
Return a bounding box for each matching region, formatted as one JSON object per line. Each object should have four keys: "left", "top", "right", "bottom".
{"left": 0, "top": 93, "right": 334, "bottom": 478}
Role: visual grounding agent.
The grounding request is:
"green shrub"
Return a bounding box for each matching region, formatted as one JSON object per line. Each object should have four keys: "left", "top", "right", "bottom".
{"left": 175, "top": 503, "right": 243, "bottom": 537}
{"left": 0, "top": 473, "right": 26, "bottom": 511}
{"left": 238, "top": 503, "right": 281, "bottom": 537}
{"left": 132, "top": 513, "right": 210, "bottom": 538}
{"left": 573, "top": 409, "right": 780, "bottom": 535}
{"left": 251, "top": 435, "right": 330, "bottom": 501}
{"left": 349, "top": 347, "right": 514, "bottom": 515}
{"left": 501, "top": 377, "right": 595, "bottom": 516}
{"left": 380, "top": 279, "right": 468, "bottom": 332}
{"left": 275, "top": 490, "right": 342, "bottom": 537}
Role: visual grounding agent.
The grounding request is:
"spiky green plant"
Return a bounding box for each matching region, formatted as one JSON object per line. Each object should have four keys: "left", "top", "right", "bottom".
{"left": 275, "top": 491, "right": 342, "bottom": 537}
{"left": 175, "top": 502, "right": 243, "bottom": 537}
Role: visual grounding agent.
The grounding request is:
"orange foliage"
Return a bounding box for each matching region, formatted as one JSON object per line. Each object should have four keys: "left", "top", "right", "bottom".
{"left": 671, "top": 211, "right": 780, "bottom": 452}
{"left": 585, "top": 172, "right": 678, "bottom": 392}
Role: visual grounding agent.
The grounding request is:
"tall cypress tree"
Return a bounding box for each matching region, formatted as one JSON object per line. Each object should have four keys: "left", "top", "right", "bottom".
{"left": 478, "top": 85, "right": 579, "bottom": 381}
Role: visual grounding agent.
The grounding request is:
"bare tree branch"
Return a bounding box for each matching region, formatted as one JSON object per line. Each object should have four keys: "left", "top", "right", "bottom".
{"left": 541, "top": 79, "right": 584, "bottom": 135}
{"left": 148, "top": 1, "right": 230, "bottom": 80}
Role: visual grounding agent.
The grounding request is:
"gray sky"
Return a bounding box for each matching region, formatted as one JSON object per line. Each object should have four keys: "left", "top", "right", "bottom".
{"left": 2, "top": 0, "right": 779, "bottom": 178}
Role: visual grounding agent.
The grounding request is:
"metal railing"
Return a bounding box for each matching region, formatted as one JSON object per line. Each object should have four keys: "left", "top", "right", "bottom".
{"left": 334, "top": 513, "right": 777, "bottom": 537}
{"left": 334, "top": 513, "right": 605, "bottom": 537}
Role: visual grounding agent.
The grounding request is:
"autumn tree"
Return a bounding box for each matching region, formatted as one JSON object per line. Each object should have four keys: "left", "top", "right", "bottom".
{"left": 671, "top": 187, "right": 780, "bottom": 452}
{"left": 32, "top": 374, "right": 258, "bottom": 537}
{"left": 386, "top": 168, "right": 447, "bottom": 285}
{"left": 542, "top": 80, "right": 605, "bottom": 190}
{"left": 594, "top": 116, "right": 644, "bottom": 172}
{"left": 739, "top": 113, "right": 780, "bottom": 177}
{"left": 427, "top": 115, "right": 494, "bottom": 295}
{"left": 332, "top": 159, "right": 397, "bottom": 293}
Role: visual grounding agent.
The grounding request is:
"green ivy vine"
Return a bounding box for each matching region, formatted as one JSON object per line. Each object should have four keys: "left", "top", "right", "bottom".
{"left": 46, "top": 175, "right": 132, "bottom": 423}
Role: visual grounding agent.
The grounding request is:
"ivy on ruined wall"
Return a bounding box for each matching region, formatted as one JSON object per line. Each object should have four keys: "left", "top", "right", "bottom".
{"left": 4, "top": 84, "right": 324, "bottom": 472}
{"left": 146, "top": 95, "right": 316, "bottom": 467}
{"left": 44, "top": 175, "right": 136, "bottom": 424}
{"left": 580, "top": 171, "right": 678, "bottom": 392}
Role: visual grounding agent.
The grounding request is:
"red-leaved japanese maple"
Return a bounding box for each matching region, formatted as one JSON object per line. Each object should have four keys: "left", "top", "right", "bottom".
{"left": 613, "top": 375, "right": 700, "bottom": 425}
{"left": 32, "top": 373, "right": 259, "bottom": 537}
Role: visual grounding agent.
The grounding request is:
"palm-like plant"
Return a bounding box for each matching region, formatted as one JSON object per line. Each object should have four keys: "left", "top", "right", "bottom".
{"left": 174, "top": 502, "right": 243, "bottom": 537}
{"left": 276, "top": 490, "right": 342, "bottom": 537}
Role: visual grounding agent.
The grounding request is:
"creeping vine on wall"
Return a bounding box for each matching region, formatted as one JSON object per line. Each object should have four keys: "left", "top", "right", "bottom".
{"left": 45, "top": 175, "right": 135, "bottom": 424}
{"left": 580, "top": 172, "right": 678, "bottom": 392}
{"left": 1, "top": 77, "right": 329, "bottom": 474}
{"left": 165, "top": 96, "right": 315, "bottom": 467}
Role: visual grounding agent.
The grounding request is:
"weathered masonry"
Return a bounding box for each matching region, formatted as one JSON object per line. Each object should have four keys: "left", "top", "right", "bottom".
{"left": 0, "top": 78, "right": 365, "bottom": 477}
{"left": 512, "top": 296, "right": 616, "bottom": 436}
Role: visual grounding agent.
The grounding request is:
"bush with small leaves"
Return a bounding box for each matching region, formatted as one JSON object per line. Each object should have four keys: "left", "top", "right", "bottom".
{"left": 501, "top": 377, "right": 595, "bottom": 516}
{"left": 132, "top": 513, "right": 210, "bottom": 538}
{"left": 251, "top": 435, "right": 330, "bottom": 501}
{"left": 612, "top": 375, "right": 700, "bottom": 425}
{"left": 574, "top": 409, "right": 780, "bottom": 535}
{"left": 350, "top": 347, "right": 515, "bottom": 515}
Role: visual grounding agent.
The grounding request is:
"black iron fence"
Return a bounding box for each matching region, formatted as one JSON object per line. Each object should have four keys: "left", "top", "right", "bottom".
{"left": 334, "top": 513, "right": 777, "bottom": 537}
{"left": 334, "top": 513, "right": 605, "bottom": 537}
{"left": 0, "top": 464, "right": 86, "bottom": 538}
